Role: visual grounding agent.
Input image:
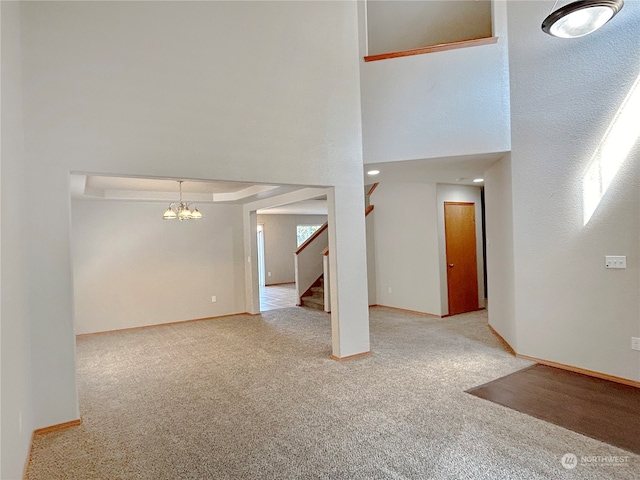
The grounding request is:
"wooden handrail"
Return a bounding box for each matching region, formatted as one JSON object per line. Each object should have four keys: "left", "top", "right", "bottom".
{"left": 364, "top": 36, "right": 498, "bottom": 63}
{"left": 365, "top": 205, "right": 374, "bottom": 216}
{"left": 366, "top": 182, "right": 379, "bottom": 197}
{"left": 294, "top": 222, "right": 328, "bottom": 255}
{"left": 321, "top": 206, "right": 375, "bottom": 257}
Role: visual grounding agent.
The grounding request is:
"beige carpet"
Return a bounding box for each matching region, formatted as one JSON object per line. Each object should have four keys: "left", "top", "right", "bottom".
{"left": 27, "top": 307, "right": 639, "bottom": 479}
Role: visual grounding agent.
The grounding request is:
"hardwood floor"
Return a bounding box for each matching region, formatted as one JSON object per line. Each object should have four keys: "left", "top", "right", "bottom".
{"left": 466, "top": 364, "right": 640, "bottom": 454}
{"left": 259, "top": 283, "right": 297, "bottom": 311}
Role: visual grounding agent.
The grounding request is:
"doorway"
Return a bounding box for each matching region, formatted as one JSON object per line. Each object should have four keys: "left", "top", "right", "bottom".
{"left": 255, "top": 220, "right": 298, "bottom": 311}
{"left": 444, "top": 202, "right": 479, "bottom": 315}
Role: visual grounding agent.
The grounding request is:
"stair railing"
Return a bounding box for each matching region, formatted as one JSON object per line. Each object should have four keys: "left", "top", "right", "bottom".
{"left": 294, "top": 203, "right": 376, "bottom": 308}
{"left": 294, "top": 222, "right": 328, "bottom": 305}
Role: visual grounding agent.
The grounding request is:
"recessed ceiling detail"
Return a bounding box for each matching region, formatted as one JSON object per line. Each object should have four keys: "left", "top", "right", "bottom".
{"left": 70, "top": 174, "right": 328, "bottom": 215}
{"left": 72, "top": 174, "right": 285, "bottom": 204}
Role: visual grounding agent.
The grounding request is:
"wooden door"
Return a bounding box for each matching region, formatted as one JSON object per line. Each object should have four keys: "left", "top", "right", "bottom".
{"left": 444, "top": 202, "right": 479, "bottom": 315}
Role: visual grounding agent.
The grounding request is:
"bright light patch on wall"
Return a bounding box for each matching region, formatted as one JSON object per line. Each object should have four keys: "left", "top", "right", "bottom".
{"left": 583, "top": 74, "right": 640, "bottom": 225}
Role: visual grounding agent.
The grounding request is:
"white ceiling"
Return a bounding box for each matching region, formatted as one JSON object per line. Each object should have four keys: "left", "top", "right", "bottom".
{"left": 363, "top": 151, "right": 507, "bottom": 186}
{"left": 85, "top": 176, "right": 258, "bottom": 195}
{"left": 257, "top": 199, "right": 328, "bottom": 215}
{"left": 70, "top": 152, "right": 506, "bottom": 215}
{"left": 70, "top": 174, "right": 329, "bottom": 215}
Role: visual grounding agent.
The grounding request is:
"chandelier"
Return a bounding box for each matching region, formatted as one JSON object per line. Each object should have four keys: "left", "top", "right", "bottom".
{"left": 162, "top": 181, "right": 202, "bottom": 220}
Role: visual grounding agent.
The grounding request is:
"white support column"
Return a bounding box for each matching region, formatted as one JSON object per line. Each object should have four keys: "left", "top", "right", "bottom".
{"left": 243, "top": 209, "right": 260, "bottom": 314}
{"left": 323, "top": 252, "right": 331, "bottom": 312}
{"left": 327, "top": 185, "right": 370, "bottom": 358}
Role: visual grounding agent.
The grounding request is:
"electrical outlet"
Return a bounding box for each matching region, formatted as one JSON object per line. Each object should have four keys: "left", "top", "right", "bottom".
{"left": 268, "top": 272, "right": 271, "bottom": 277}
{"left": 211, "top": 296, "right": 217, "bottom": 303}
{"left": 605, "top": 256, "right": 626, "bottom": 268}
{"left": 388, "top": 287, "right": 392, "bottom": 294}
{"left": 632, "top": 337, "right": 640, "bottom": 351}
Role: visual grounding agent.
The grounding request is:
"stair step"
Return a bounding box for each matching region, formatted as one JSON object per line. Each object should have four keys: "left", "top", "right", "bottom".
{"left": 310, "top": 286, "right": 324, "bottom": 295}
{"left": 301, "top": 295, "right": 324, "bottom": 310}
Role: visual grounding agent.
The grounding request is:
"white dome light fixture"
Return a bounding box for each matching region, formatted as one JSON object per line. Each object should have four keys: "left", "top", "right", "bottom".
{"left": 542, "top": 0, "right": 624, "bottom": 38}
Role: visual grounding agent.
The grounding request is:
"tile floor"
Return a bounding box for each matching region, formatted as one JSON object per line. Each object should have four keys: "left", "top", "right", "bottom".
{"left": 259, "top": 283, "right": 298, "bottom": 311}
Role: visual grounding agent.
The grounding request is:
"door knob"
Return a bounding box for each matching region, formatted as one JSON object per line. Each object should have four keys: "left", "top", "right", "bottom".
{"left": 448, "top": 263, "right": 454, "bottom": 268}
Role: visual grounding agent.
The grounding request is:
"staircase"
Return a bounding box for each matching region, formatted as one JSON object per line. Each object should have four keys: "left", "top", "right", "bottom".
{"left": 300, "top": 276, "right": 325, "bottom": 310}
{"left": 295, "top": 183, "right": 378, "bottom": 313}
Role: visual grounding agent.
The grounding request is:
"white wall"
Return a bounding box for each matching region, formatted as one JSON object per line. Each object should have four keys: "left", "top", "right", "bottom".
{"left": 508, "top": 1, "right": 640, "bottom": 381}
{"left": 372, "top": 183, "right": 442, "bottom": 315}
{"left": 257, "top": 214, "right": 327, "bottom": 285}
{"left": 18, "top": 0, "right": 369, "bottom": 431}
{"left": 372, "top": 182, "right": 485, "bottom": 317}
{"left": 1, "top": 2, "right": 34, "bottom": 478}
{"left": 436, "top": 184, "right": 485, "bottom": 315}
{"left": 71, "top": 200, "right": 245, "bottom": 334}
{"left": 484, "top": 154, "right": 516, "bottom": 348}
{"left": 366, "top": 0, "right": 492, "bottom": 55}
{"left": 359, "top": 0, "right": 511, "bottom": 165}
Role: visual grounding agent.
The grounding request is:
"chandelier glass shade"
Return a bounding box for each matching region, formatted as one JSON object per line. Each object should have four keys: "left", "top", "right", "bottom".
{"left": 163, "top": 181, "right": 202, "bottom": 221}
{"left": 541, "top": 0, "right": 624, "bottom": 38}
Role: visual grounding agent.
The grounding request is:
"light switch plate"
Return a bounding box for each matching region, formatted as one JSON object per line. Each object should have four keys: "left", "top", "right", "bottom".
{"left": 605, "top": 256, "right": 626, "bottom": 269}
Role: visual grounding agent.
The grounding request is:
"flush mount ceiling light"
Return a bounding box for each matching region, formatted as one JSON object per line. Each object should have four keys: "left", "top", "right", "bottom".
{"left": 473, "top": 178, "right": 484, "bottom": 183}
{"left": 163, "top": 180, "right": 202, "bottom": 221}
{"left": 367, "top": 170, "right": 380, "bottom": 176}
{"left": 542, "top": 0, "right": 624, "bottom": 38}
